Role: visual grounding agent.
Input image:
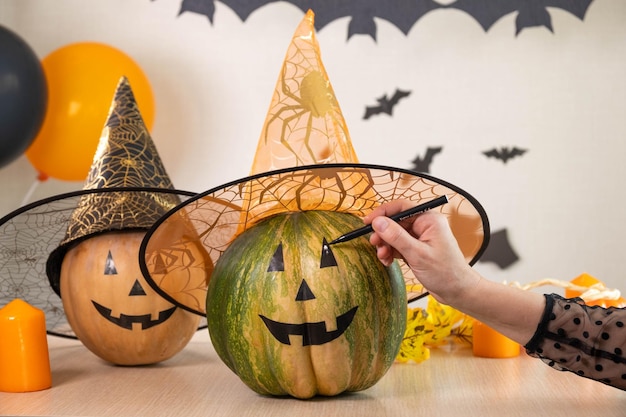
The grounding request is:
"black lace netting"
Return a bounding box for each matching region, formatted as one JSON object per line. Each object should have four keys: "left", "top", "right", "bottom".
{"left": 526, "top": 293, "right": 626, "bottom": 390}
{"left": 0, "top": 188, "right": 203, "bottom": 338}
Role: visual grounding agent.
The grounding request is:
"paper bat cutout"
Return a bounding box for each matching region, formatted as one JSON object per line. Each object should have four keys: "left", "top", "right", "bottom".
{"left": 173, "top": 0, "right": 592, "bottom": 39}
{"left": 178, "top": 0, "right": 217, "bottom": 21}
{"left": 410, "top": 146, "right": 442, "bottom": 173}
{"left": 478, "top": 228, "right": 519, "bottom": 269}
{"left": 483, "top": 146, "right": 527, "bottom": 164}
{"left": 363, "top": 89, "right": 411, "bottom": 120}
{"left": 446, "top": 0, "right": 593, "bottom": 35}
{"left": 291, "top": 0, "right": 440, "bottom": 40}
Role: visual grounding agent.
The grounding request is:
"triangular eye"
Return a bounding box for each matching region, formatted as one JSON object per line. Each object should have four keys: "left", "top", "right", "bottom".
{"left": 104, "top": 250, "right": 118, "bottom": 275}
{"left": 320, "top": 239, "right": 338, "bottom": 268}
{"left": 267, "top": 243, "right": 284, "bottom": 272}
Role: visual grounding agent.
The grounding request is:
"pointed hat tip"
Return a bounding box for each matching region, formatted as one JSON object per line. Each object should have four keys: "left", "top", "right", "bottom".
{"left": 249, "top": 8, "right": 357, "bottom": 175}
{"left": 104, "top": 76, "right": 144, "bottom": 128}
{"left": 83, "top": 76, "right": 172, "bottom": 190}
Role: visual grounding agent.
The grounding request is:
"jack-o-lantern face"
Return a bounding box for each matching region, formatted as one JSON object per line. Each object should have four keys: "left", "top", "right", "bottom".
{"left": 206, "top": 211, "right": 406, "bottom": 399}
{"left": 60, "top": 231, "right": 201, "bottom": 365}
{"left": 259, "top": 241, "right": 358, "bottom": 346}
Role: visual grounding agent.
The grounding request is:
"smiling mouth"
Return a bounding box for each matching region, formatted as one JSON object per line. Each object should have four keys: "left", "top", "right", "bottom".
{"left": 259, "top": 306, "right": 358, "bottom": 346}
{"left": 92, "top": 301, "right": 177, "bottom": 330}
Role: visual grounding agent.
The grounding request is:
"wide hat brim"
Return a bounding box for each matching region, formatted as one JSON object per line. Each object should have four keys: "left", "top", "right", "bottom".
{"left": 0, "top": 187, "right": 202, "bottom": 338}
{"left": 139, "top": 163, "right": 490, "bottom": 316}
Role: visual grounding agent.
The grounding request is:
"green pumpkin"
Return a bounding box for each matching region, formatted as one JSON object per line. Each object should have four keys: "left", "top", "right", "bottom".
{"left": 206, "top": 210, "right": 406, "bottom": 399}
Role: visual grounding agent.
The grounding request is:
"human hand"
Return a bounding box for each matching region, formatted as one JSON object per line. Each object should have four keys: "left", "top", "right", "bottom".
{"left": 364, "top": 201, "right": 480, "bottom": 305}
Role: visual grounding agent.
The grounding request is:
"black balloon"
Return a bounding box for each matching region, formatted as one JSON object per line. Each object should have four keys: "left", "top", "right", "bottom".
{"left": 0, "top": 26, "right": 47, "bottom": 169}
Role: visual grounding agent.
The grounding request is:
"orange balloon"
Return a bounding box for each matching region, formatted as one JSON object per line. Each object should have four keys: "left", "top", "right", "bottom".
{"left": 26, "top": 42, "right": 154, "bottom": 181}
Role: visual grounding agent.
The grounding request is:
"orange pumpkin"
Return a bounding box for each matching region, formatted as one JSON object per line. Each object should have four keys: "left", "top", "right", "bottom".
{"left": 60, "top": 231, "right": 200, "bottom": 365}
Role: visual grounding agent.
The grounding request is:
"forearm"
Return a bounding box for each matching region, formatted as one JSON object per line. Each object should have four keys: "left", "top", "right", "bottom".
{"left": 447, "top": 268, "right": 545, "bottom": 346}
{"left": 367, "top": 210, "right": 546, "bottom": 344}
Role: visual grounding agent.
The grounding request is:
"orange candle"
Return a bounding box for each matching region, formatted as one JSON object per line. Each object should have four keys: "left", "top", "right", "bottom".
{"left": 0, "top": 299, "right": 52, "bottom": 392}
{"left": 472, "top": 320, "right": 520, "bottom": 358}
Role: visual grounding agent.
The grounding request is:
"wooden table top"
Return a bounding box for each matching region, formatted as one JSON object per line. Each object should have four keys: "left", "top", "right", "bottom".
{"left": 1, "top": 331, "right": 625, "bottom": 417}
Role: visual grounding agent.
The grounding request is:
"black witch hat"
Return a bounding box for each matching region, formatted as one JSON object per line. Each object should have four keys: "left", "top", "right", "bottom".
{"left": 0, "top": 77, "right": 199, "bottom": 337}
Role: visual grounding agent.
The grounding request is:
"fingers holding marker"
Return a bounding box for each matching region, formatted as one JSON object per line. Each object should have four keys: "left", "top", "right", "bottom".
{"left": 370, "top": 215, "right": 419, "bottom": 264}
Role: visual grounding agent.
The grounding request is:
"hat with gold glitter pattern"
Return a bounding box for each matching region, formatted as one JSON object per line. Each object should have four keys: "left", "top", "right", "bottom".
{"left": 45, "top": 76, "right": 185, "bottom": 295}
{"left": 0, "top": 77, "right": 198, "bottom": 337}
{"left": 58, "top": 77, "right": 178, "bottom": 245}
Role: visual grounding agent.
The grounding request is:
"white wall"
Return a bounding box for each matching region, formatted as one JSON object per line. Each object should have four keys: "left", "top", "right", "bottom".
{"left": 1, "top": 0, "right": 625, "bottom": 291}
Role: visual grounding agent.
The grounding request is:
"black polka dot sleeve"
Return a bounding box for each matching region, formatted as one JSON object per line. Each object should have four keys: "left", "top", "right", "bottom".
{"left": 525, "top": 293, "right": 626, "bottom": 390}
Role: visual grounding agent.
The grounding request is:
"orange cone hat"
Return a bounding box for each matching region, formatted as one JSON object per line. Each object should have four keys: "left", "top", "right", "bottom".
{"left": 139, "top": 11, "right": 490, "bottom": 314}
{"left": 250, "top": 10, "right": 358, "bottom": 174}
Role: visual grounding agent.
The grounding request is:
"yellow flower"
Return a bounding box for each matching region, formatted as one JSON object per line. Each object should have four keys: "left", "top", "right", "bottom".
{"left": 396, "top": 295, "right": 472, "bottom": 363}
